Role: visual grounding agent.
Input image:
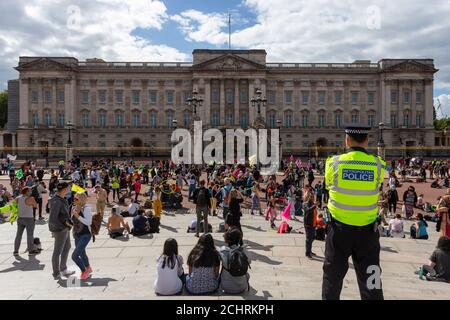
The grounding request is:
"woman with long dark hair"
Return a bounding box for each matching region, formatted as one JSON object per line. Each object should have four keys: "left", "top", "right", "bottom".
{"left": 154, "top": 238, "right": 184, "bottom": 296}
{"left": 185, "top": 234, "right": 221, "bottom": 295}
{"left": 418, "top": 236, "right": 450, "bottom": 281}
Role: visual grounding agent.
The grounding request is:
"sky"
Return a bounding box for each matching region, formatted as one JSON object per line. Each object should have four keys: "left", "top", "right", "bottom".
{"left": 0, "top": 0, "right": 449, "bottom": 117}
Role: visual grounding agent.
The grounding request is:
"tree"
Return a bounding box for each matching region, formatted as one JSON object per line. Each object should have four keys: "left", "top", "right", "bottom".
{"left": 0, "top": 91, "right": 7, "bottom": 129}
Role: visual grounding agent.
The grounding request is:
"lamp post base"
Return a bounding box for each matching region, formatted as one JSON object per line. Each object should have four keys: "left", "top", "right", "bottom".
{"left": 66, "top": 144, "right": 73, "bottom": 162}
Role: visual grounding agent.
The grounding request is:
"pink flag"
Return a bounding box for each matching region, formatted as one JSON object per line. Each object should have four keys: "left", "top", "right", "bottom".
{"left": 281, "top": 202, "right": 292, "bottom": 220}
{"left": 296, "top": 159, "right": 302, "bottom": 168}
{"left": 233, "top": 168, "right": 241, "bottom": 178}
{"left": 289, "top": 154, "right": 294, "bottom": 162}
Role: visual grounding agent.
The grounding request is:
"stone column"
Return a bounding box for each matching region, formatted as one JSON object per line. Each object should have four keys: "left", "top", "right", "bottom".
{"left": 249, "top": 80, "right": 255, "bottom": 125}
{"left": 260, "top": 79, "right": 267, "bottom": 121}
{"left": 220, "top": 79, "right": 225, "bottom": 126}
{"left": 52, "top": 79, "right": 57, "bottom": 125}
{"left": 19, "top": 78, "right": 30, "bottom": 126}
{"left": 38, "top": 80, "right": 44, "bottom": 124}
{"left": 424, "top": 79, "right": 434, "bottom": 127}
{"left": 204, "top": 79, "right": 211, "bottom": 127}
{"left": 234, "top": 79, "right": 240, "bottom": 126}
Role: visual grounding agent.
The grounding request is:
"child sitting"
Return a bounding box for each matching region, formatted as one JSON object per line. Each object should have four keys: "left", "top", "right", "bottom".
{"left": 315, "top": 213, "right": 326, "bottom": 241}
{"left": 410, "top": 213, "right": 429, "bottom": 240}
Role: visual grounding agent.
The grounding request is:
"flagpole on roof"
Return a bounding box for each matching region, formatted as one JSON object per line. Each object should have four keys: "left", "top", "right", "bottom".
{"left": 228, "top": 12, "right": 231, "bottom": 50}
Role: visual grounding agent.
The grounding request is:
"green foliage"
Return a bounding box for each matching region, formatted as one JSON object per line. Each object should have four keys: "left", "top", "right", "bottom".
{"left": 0, "top": 91, "right": 7, "bottom": 129}
{"left": 434, "top": 118, "right": 450, "bottom": 130}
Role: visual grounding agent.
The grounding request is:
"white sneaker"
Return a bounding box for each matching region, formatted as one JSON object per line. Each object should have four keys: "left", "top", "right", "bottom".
{"left": 61, "top": 269, "right": 75, "bottom": 277}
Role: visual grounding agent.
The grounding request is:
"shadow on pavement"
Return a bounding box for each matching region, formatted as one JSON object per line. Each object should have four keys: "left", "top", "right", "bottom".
{"left": 380, "top": 246, "right": 398, "bottom": 253}
{"left": 159, "top": 225, "right": 178, "bottom": 233}
{"left": 0, "top": 255, "right": 45, "bottom": 273}
{"left": 57, "top": 277, "right": 118, "bottom": 288}
{"left": 242, "top": 225, "right": 266, "bottom": 233}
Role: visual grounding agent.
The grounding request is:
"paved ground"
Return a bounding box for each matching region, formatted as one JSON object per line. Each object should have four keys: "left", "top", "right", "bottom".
{"left": 0, "top": 174, "right": 449, "bottom": 300}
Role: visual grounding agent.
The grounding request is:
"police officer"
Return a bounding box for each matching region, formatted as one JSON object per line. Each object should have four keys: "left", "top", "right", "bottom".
{"left": 322, "top": 124, "right": 386, "bottom": 300}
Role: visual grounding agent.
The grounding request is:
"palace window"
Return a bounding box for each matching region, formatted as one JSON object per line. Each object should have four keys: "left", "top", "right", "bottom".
{"left": 116, "top": 90, "right": 123, "bottom": 104}
{"left": 335, "top": 91, "right": 342, "bottom": 105}
{"left": 368, "top": 92, "right": 375, "bottom": 105}
{"left": 132, "top": 113, "right": 141, "bottom": 126}
{"left": 31, "top": 91, "right": 38, "bottom": 104}
{"left": 318, "top": 91, "right": 325, "bottom": 105}
{"left": 132, "top": 90, "right": 140, "bottom": 104}
{"left": 98, "top": 90, "right": 106, "bottom": 104}
{"left": 150, "top": 113, "right": 157, "bottom": 128}
{"left": 302, "top": 91, "right": 309, "bottom": 105}
{"left": 44, "top": 112, "right": 52, "bottom": 126}
{"left": 99, "top": 113, "right": 106, "bottom": 128}
{"left": 368, "top": 114, "right": 375, "bottom": 127}
{"left": 403, "top": 91, "right": 410, "bottom": 104}
{"left": 167, "top": 91, "right": 174, "bottom": 104}
{"left": 226, "top": 89, "right": 233, "bottom": 104}
{"left": 416, "top": 91, "right": 423, "bottom": 104}
{"left": 82, "top": 112, "right": 89, "bottom": 128}
{"left": 416, "top": 113, "right": 422, "bottom": 127}
{"left": 335, "top": 112, "right": 342, "bottom": 128}
{"left": 226, "top": 112, "right": 233, "bottom": 126}
{"left": 240, "top": 113, "right": 248, "bottom": 128}
{"left": 391, "top": 91, "right": 398, "bottom": 104}
{"left": 212, "top": 112, "right": 220, "bottom": 127}
{"left": 268, "top": 113, "right": 276, "bottom": 128}
{"left": 167, "top": 113, "right": 174, "bottom": 128}
{"left": 149, "top": 91, "right": 157, "bottom": 104}
{"left": 32, "top": 114, "right": 39, "bottom": 126}
{"left": 285, "top": 91, "right": 293, "bottom": 105}
{"left": 318, "top": 112, "right": 326, "bottom": 128}
{"left": 351, "top": 92, "right": 359, "bottom": 105}
{"left": 285, "top": 112, "right": 293, "bottom": 128}
{"left": 301, "top": 113, "right": 309, "bottom": 128}
{"left": 58, "top": 91, "right": 65, "bottom": 103}
{"left": 45, "top": 91, "right": 52, "bottom": 104}
{"left": 82, "top": 91, "right": 89, "bottom": 104}
{"left": 351, "top": 112, "right": 359, "bottom": 124}
{"left": 240, "top": 90, "right": 248, "bottom": 104}
{"left": 58, "top": 113, "right": 65, "bottom": 128}
{"left": 403, "top": 113, "right": 410, "bottom": 127}
{"left": 268, "top": 91, "right": 276, "bottom": 105}
{"left": 212, "top": 89, "right": 220, "bottom": 104}
{"left": 116, "top": 113, "right": 124, "bottom": 127}
{"left": 391, "top": 113, "right": 398, "bottom": 128}
{"left": 184, "top": 113, "right": 191, "bottom": 127}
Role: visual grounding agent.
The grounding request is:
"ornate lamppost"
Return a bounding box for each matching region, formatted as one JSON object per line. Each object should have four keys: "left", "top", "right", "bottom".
{"left": 277, "top": 119, "right": 283, "bottom": 171}
{"left": 66, "top": 121, "right": 74, "bottom": 162}
{"left": 186, "top": 88, "right": 203, "bottom": 121}
{"left": 378, "top": 122, "right": 385, "bottom": 159}
{"left": 250, "top": 88, "right": 267, "bottom": 127}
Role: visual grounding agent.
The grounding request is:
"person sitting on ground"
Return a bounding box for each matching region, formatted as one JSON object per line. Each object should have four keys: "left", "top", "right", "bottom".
{"left": 120, "top": 199, "right": 139, "bottom": 217}
{"left": 431, "top": 178, "right": 442, "bottom": 189}
{"left": 315, "top": 213, "right": 327, "bottom": 241}
{"left": 445, "top": 178, "right": 450, "bottom": 188}
{"left": 145, "top": 209, "right": 160, "bottom": 233}
{"left": 410, "top": 213, "right": 429, "bottom": 240}
{"left": 417, "top": 236, "right": 450, "bottom": 282}
{"left": 417, "top": 194, "right": 425, "bottom": 210}
{"left": 388, "top": 214, "right": 405, "bottom": 238}
{"left": 107, "top": 206, "right": 130, "bottom": 239}
{"left": 219, "top": 227, "right": 251, "bottom": 294}
{"left": 154, "top": 238, "right": 185, "bottom": 296}
{"left": 185, "top": 234, "right": 221, "bottom": 295}
{"left": 130, "top": 210, "right": 150, "bottom": 236}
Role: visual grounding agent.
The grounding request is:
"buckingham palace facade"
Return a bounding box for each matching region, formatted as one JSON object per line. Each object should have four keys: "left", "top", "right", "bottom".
{"left": 3, "top": 49, "right": 438, "bottom": 159}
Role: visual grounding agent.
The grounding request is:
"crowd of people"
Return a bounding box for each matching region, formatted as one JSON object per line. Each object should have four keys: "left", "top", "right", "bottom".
{"left": 1, "top": 154, "right": 450, "bottom": 291}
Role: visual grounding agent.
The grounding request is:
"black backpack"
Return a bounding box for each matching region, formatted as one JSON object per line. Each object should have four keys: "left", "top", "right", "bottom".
{"left": 196, "top": 188, "right": 207, "bottom": 207}
{"left": 225, "top": 246, "right": 250, "bottom": 277}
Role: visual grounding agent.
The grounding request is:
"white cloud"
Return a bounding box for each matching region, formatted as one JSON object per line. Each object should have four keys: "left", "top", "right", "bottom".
{"left": 171, "top": 0, "right": 450, "bottom": 91}
{"left": 436, "top": 95, "right": 450, "bottom": 119}
{"left": 0, "top": 0, "right": 189, "bottom": 89}
{"left": 170, "top": 10, "right": 229, "bottom": 45}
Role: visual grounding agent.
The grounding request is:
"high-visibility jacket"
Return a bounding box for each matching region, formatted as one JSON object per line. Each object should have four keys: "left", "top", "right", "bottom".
{"left": 325, "top": 148, "right": 386, "bottom": 226}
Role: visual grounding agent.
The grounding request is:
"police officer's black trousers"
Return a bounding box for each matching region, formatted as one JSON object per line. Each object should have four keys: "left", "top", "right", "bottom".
{"left": 322, "top": 220, "right": 384, "bottom": 300}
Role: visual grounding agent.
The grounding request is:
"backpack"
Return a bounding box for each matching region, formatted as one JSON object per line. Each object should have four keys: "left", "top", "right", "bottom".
{"left": 90, "top": 213, "right": 103, "bottom": 242}
{"left": 196, "top": 188, "right": 207, "bottom": 207}
{"left": 225, "top": 246, "right": 250, "bottom": 277}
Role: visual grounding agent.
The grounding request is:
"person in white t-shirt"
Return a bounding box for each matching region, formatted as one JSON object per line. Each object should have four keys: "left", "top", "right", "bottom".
{"left": 388, "top": 214, "right": 405, "bottom": 238}
{"left": 154, "top": 238, "right": 184, "bottom": 296}
{"left": 120, "top": 200, "right": 139, "bottom": 217}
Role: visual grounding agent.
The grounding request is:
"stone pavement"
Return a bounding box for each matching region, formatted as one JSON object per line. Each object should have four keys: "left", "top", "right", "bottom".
{"left": 0, "top": 176, "right": 449, "bottom": 300}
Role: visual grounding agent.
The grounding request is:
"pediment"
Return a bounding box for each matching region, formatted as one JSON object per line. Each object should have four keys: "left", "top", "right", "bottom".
{"left": 193, "top": 54, "right": 266, "bottom": 71}
{"left": 384, "top": 60, "right": 437, "bottom": 73}
{"left": 16, "top": 58, "right": 76, "bottom": 72}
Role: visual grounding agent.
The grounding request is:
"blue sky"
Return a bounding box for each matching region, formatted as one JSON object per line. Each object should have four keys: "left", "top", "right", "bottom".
{"left": 0, "top": 0, "right": 449, "bottom": 114}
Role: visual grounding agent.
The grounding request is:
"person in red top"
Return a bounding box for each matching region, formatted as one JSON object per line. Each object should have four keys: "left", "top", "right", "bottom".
{"left": 133, "top": 180, "right": 142, "bottom": 202}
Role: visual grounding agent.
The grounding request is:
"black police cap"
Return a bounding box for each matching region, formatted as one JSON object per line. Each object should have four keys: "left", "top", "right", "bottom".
{"left": 344, "top": 124, "right": 371, "bottom": 135}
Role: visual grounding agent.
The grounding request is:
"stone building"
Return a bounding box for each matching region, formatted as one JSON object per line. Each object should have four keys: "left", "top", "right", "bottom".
{"left": 3, "top": 49, "right": 438, "bottom": 159}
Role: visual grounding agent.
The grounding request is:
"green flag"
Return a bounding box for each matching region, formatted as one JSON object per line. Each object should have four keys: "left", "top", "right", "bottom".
{"left": 15, "top": 169, "right": 23, "bottom": 179}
